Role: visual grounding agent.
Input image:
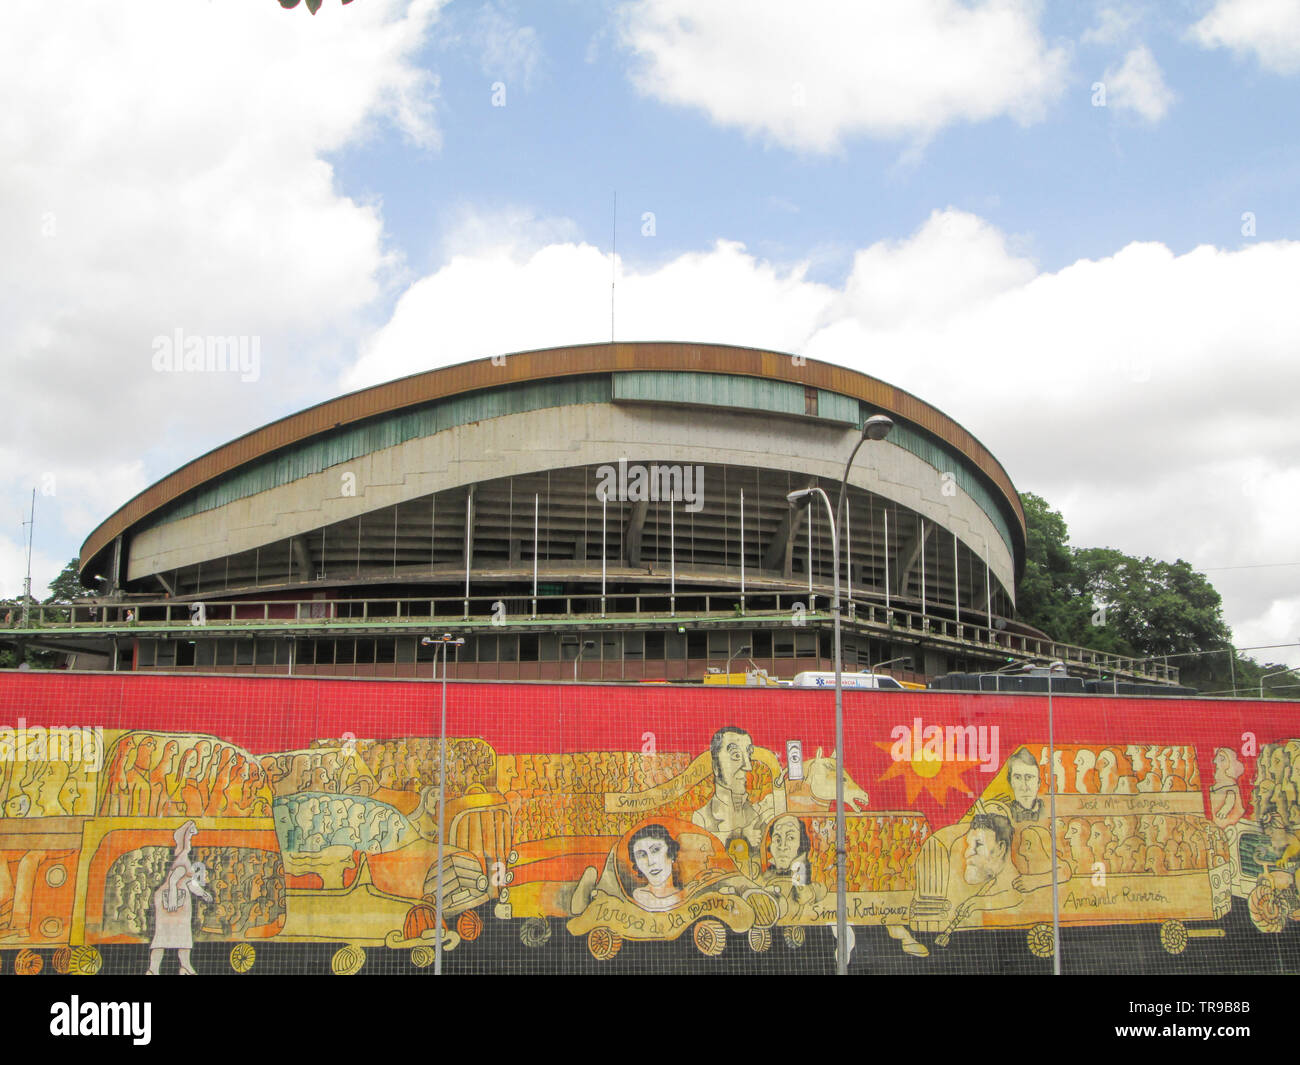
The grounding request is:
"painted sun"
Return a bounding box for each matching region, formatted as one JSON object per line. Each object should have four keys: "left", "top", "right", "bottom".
{"left": 875, "top": 740, "right": 979, "bottom": 806}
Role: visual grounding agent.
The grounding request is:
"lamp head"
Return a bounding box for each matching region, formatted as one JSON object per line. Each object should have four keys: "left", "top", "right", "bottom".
{"left": 862, "top": 414, "right": 894, "bottom": 441}
{"left": 786, "top": 489, "right": 813, "bottom": 505}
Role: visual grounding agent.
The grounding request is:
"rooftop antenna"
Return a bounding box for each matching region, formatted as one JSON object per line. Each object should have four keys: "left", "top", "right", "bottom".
{"left": 610, "top": 190, "right": 616, "bottom": 343}
{"left": 21, "top": 488, "right": 34, "bottom": 626}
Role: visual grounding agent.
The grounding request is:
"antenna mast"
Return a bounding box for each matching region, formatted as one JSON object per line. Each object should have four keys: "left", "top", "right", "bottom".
{"left": 21, "top": 488, "right": 34, "bottom": 626}
{"left": 611, "top": 191, "right": 616, "bottom": 343}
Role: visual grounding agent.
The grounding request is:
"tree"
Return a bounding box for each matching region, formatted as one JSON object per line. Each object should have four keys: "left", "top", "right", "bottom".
{"left": 1016, "top": 493, "right": 1095, "bottom": 646}
{"left": 1073, "top": 550, "right": 1233, "bottom": 659}
{"left": 44, "top": 559, "right": 93, "bottom": 604}
{"left": 1016, "top": 492, "right": 1283, "bottom": 694}
{"left": 0, "top": 557, "right": 92, "bottom": 669}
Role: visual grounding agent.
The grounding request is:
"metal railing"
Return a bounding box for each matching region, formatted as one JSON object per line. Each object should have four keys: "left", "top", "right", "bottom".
{"left": 9, "top": 591, "right": 1178, "bottom": 683}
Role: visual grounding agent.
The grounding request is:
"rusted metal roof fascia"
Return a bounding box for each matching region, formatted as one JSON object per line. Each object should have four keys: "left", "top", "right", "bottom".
{"left": 80, "top": 342, "right": 1024, "bottom": 572}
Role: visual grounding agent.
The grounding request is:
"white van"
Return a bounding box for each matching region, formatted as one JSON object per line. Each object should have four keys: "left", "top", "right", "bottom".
{"left": 790, "top": 671, "right": 905, "bottom": 690}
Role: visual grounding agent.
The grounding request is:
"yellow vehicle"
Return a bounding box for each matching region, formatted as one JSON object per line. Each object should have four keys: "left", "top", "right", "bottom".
{"left": 910, "top": 744, "right": 1232, "bottom": 957}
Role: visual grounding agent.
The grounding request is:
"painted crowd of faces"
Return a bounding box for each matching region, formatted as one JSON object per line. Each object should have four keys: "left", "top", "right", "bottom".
{"left": 2, "top": 723, "right": 1299, "bottom": 954}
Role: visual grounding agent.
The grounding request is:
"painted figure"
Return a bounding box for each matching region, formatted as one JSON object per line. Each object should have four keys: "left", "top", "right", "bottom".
{"left": 146, "top": 820, "right": 213, "bottom": 975}
{"left": 761, "top": 813, "right": 826, "bottom": 923}
{"left": 950, "top": 812, "right": 1020, "bottom": 926}
{"left": 692, "top": 725, "right": 778, "bottom": 850}
{"left": 1007, "top": 748, "right": 1044, "bottom": 822}
{"left": 628, "top": 823, "right": 684, "bottom": 911}
{"left": 1210, "top": 748, "right": 1245, "bottom": 826}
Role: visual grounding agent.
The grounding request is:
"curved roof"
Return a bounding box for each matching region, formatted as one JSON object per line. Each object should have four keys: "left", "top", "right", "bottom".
{"left": 80, "top": 341, "right": 1025, "bottom": 577}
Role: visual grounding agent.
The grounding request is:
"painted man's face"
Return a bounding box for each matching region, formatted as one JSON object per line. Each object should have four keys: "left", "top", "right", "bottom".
{"left": 963, "top": 828, "right": 1006, "bottom": 886}
{"left": 769, "top": 816, "right": 803, "bottom": 871}
{"left": 715, "top": 731, "right": 754, "bottom": 792}
{"left": 1010, "top": 759, "right": 1040, "bottom": 810}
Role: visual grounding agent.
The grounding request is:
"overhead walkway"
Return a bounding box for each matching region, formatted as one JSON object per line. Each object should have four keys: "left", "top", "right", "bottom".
{"left": 5, "top": 589, "right": 1179, "bottom": 685}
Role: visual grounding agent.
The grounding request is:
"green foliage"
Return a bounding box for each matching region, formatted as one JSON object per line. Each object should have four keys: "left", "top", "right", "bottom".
{"left": 0, "top": 556, "right": 93, "bottom": 670}
{"left": 1017, "top": 492, "right": 1283, "bottom": 695}
{"left": 1017, "top": 493, "right": 1084, "bottom": 640}
{"left": 45, "top": 558, "right": 93, "bottom": 604}
{"left": 0, "top": 596, "right": 59, "bottom": 669}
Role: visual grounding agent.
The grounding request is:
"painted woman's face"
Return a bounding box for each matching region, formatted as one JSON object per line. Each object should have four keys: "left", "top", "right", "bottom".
{"left": 632, "top": 837, "right": 672, "bottom": 889}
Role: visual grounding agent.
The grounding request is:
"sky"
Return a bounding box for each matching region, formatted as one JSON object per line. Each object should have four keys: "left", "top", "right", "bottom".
{"left": 3, "top": 0, "right": 1299, "bottom": 669}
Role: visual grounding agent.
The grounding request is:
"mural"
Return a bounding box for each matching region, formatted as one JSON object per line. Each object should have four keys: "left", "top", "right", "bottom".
{"left": 1, "top": 673, "right": 1299, "bottom": 974}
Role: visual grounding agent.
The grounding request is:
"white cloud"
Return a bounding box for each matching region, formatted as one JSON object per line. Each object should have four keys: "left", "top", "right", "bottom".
{"left": 1082, "top": 5, "right": 1139, "bottom": 46}
{"left": 474, "top": 3, "right": 545, "bottom": 89}
{"left": 0, "top": 0, "right": 446, "bottom": 595}
{"left": 0, "top": 537, "right": 65, "bottom": 604}
{"left": 348, "top": 209, "right": 1300, "bottom": 665}
{"left": 1102, "top": 45, "right": 1175, "bottom": 121}
{"left": 1191, "top": 0, "right": 1300, "bottom": 74}
{"left": 345, "top": 217, "right": 837, "bottom": 386}
{"left": 616, "top": 0, "right": 1070, "bottom": 151}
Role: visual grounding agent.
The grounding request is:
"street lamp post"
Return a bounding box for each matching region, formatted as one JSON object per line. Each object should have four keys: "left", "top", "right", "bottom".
{"left": 574, "top": 638, "right": 596, "bottom": 682}
{"left": 786, "top": 413, "right": 891, "bottom": 976}
{"left": 870, "top": 655, "right": 913, "bottom": 674}
{"left": 1261, "top": 666, "right": 1300, "bottom": 698}
{"left": 725, "top": 643, "right": 752, "bottom": 679}
{"left": 421, "top": 633, "right": 464, "bottom": 975}
{"left": 1047, "top": 667, "right": 1061, "bottom": 975}
{"left": 786, "top": 486, "right": 844, "bottom": 970}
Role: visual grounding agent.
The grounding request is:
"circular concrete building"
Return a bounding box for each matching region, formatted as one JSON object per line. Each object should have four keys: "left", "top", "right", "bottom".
{"left": 73, "top": 341, "right": 1039, "bottom": 681}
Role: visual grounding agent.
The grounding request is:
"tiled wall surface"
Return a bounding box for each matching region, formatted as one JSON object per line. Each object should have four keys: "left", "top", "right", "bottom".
{"left": 0, "top": 671, "right": 1295, "bottom": 975}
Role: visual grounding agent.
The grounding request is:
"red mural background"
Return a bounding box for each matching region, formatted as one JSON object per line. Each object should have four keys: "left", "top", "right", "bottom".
{"left": 0, "top": 672, "right": 1290, "bottom": 826}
